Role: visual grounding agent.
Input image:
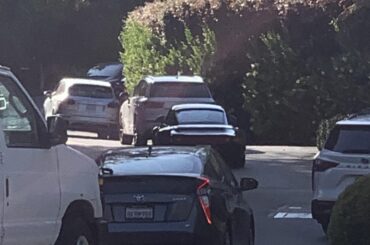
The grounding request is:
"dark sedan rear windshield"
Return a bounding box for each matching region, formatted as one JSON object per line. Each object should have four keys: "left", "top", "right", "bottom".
{"left": 150, "top": 82, "right": 211, "bottom": 98}
{"left": 324, "top": 125, "right": 370, "bottom": 154}
{"left": 176, "top": 109, "right": 226, "bottom": 124}
{"left": 69, "top": 84, "right": 113, "bottom": 99}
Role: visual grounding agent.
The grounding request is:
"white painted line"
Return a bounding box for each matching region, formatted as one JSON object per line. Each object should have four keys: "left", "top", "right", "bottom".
{"left": 274, "top": 212, "right": 312, "bottom": 219}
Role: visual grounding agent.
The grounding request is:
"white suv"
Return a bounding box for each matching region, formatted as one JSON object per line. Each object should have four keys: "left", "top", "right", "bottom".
{"left": 312, "top": 113, "right": 370, "bottom": 233}
{"left": 119, "top": 75, "right": 215, "bottom": 145}
{"left": 0, "top": 66, "right": 103, "bottom": 245}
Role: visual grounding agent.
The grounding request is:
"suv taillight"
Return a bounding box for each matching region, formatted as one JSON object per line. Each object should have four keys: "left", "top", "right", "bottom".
{"left": 313, "top": 159, "right": 339, "bottom": 172}
{"left": 197, "top": 177, "right": 212, "bottom": 225}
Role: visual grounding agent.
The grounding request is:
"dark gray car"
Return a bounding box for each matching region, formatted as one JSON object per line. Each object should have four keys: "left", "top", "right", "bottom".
{"left": 97, "top": 146, "right": 257, "bottom": 245}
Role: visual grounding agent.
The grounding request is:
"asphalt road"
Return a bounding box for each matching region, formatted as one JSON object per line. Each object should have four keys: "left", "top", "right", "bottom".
{"left": 67, "top": 131, "right": 328, "bottom": 245}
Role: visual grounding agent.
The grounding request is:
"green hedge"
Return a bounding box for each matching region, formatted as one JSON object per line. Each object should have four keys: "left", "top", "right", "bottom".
{"left": 328, "top": 175, "right": 370, "bottom": 245}
{"left": 121, "top": 0, "right": 370, "bottom": 144}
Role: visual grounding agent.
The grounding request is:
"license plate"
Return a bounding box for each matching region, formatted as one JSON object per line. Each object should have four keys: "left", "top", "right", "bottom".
{"left": 86, "top": 104, "right": 96, "bottom": 111}
{"left": 125, "top": 207, "right": 153, "bottom": 220}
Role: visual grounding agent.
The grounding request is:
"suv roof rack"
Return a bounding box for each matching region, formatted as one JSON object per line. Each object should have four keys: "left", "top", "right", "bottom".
{"left": 0, "top": 65, "right": 10, "bottom": 71}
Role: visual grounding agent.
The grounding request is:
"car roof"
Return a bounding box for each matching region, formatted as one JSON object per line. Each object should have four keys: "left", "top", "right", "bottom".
{"left": 100, "top": 146, "right": 210, "bottom": 176}
{"left": 337, "top": 115, "right": 370, "bottom": 126}
{"left": 61, "top": 78, "right": 112, "bottom": 88}
{"left": 144, "top": 75, "right": 204, "bottom": 84}
{"left": 172, "top": 103, "right": 225, "bottom": 112}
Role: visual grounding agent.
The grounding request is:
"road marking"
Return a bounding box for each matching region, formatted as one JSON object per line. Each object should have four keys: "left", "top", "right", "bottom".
{"left": 273, "top": 212, "right": 312, "bottom": 219}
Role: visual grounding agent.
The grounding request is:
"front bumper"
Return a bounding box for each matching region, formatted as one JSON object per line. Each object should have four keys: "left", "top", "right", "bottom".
{"left": 311, "top": 200, "right": 335, "bottom": 224}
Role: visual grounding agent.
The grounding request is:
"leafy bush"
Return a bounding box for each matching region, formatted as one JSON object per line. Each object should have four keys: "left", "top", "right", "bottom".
{"left": 123, "top": 0, "right": 370, "bottom": 144}
{"left": 120, "top": 19, "right": 216, "bottom": 92}
{"left": 328, "top": 175, "right": 370, "bottom": 245}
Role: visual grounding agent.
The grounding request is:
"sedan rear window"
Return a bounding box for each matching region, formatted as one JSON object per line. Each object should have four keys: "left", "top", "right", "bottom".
{"left": 69, "top": 84, "right": 113, "bottom": 99}
{"left": 325, "top": 125, "right": 370, "bottom": 154}
{"left": 150, "top": 82, "right": 211, "bottom": 98}
{"left": 176, "top": 109, "right": 226, "bottom": 124}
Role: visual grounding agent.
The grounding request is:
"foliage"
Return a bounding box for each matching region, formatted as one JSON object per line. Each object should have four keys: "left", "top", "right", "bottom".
{"left": 120, "top": 20, "right": 216, "bottom": 92}
{"left": 328, "top": 175, "right": 370, "bottom": 245}
{"left": 0, "top": 0, "right": 148, "bottom": 93}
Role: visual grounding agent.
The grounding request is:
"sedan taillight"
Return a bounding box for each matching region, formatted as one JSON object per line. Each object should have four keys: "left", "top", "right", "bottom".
{"left": 197, "top": 177, "right": 212, "bottom": 225}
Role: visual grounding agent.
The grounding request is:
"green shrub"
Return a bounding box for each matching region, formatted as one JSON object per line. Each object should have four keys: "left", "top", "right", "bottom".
{"left": 328, "top": 175, "right": 370, "bottom": 245}
{"left": 120, "top": 19, "right": 216, "bottom": 92}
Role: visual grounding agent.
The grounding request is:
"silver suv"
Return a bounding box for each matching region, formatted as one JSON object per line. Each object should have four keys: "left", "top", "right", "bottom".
{"left": 312, "top": 112, "right": 370, "bottom": 233}
{"left": 44, "top": 78, "right": 120, "bottom": 139}
{"left": 119, "top": 75, "right": 215, "bottom": 145}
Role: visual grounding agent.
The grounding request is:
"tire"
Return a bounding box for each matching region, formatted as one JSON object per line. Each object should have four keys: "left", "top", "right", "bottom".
{"left": 321, "top": 222, "right": 328, "bottom": 234}
{"left": 120, "top": 133, "right": 133, "bottom": 145}
{"left": 55, "top": 216, "right": 95, "bottom": 245}
{"left": 247, "top": 225, "right": 255, "bottom": 245}
{"left": 234, "top": 149, "right": 246, "bottom": 169}
{"left": 133, "top": 133, "right": 147, "bottom": 146}
{"left": 97, "top": 131, "right": 108, "bottom": 139}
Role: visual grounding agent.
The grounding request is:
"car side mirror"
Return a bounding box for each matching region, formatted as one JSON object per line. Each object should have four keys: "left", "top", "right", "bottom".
{"left": 47, "top": 116, "right": 68, "bottom": 146}
{"left": 43, "top": 90, "right": 52, "bottom": 98}
{"left": 239, "top": 178, "right": 258, "bottom": 191}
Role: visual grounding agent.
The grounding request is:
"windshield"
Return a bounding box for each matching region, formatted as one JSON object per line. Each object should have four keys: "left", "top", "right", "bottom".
{"left": 176, "top": 109, "right": 226, "bottom": 124}
{"left": 325, "top": 126, "right": 370, "bottom": 154}
{"left": 69, "top": 84, "right": 113, "bottom": 99}
{"left": 150, "top": 83, "right": 211, "bottom": 98}
{"left": 86, "top": 63, "right": 123, "bottom": 78}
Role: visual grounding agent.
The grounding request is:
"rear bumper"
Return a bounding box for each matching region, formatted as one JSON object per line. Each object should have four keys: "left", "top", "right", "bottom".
{"left": 311, "top": 200, "right": 335, "bottom": 224}
{"left": 100, "top": 222, "right": 199, "bottom": 245}
{"left": 59, "top": 114, "right": 118, "bottom": 132}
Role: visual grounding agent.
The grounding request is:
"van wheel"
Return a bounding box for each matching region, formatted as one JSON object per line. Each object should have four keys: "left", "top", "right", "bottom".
{"left": 55, "top": 217, "right": 95, "bottom": 245}
{"left": 120, "top": 133, "right": 133, "bottom": 145}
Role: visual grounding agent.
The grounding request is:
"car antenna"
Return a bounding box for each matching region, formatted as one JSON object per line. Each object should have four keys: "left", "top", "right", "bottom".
{"left": 147, "top": 140, "right": 153, "bottom": 157}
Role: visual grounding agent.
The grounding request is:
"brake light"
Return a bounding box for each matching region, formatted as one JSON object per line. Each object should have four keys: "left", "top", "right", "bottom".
{"left": 197, "top": 177, "right": 212, "bottom": 225}
{"left": 313, "top": 159, "right": 339, "bottom": 172}
{"left": 107, "top": 101, "right": 119, "bottom": 108}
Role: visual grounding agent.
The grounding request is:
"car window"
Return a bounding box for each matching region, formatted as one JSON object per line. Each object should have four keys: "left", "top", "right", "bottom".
{"left": 0, "top": 75, "right": 45, "bottom": 148}
{"left": 69, "top": 84, "right": 113, "bottom": 99}
{"left": 325, "top": 125, "right": 370, "bottom": 154}
{"left": 165, "top": 110, "right": 178, "bottom": 125}
{"left": 176, "top": 109, "right": 226, "bottom": 124}
{"left": 134, "top": 80, "right": 147, "bottom": 97}
{"left": 150, "top": 82, "right": 211, "bottom": 98}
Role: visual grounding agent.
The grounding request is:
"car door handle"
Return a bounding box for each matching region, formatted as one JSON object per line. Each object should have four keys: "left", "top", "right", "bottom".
{"left": 5, "top": 178, "right": 9, "bottom": 198}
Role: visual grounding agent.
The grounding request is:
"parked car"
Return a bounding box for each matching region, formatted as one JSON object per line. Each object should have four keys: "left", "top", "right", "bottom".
{"left": 153, "top": 103, "right": 246, "bottom": 168}
{"left": 86, "top": 62, "right": 126, "bottom": 99}
{"left": 0, "top": 65, "right": 103, "bottom": 245}
{"left": 119, "top": 75, "right": 215, "bottom": 146}
{"left": 44, "top": 78, "right": 120, "bottom": 139}
{"left": 312, "top": 112, "right": 370, "bottom": 233}
{"left": 96, "top": 145, "right": 257, "bottom": 245}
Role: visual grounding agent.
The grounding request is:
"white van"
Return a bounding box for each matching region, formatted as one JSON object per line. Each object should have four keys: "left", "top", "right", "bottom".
{"left": 0, "top": 65, "right": 103, "bottom": 245}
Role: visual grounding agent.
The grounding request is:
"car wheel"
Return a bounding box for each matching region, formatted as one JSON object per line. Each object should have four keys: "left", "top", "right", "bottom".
{"left": 120, "top": 133, "right": 133, "bottom": 145}
{"left": 223, "top": 228, "right": 232, "bottom": 245}
{"left": 247, "top": 225, "right": 255, "bottom": 245}
{"left": 133, "top": 132, "right": 147, "bottom": 146}
{"left": 321, "top": 221, "right": 329, "bottom": 234}
{"left": 235, "top": 149, "right": 246, "bottom": 169}
{"left": 97, "top": 131, "right": 108, "bottom": 139}
{"left": 55, "top": 216, "right": 95, "bottom": 245}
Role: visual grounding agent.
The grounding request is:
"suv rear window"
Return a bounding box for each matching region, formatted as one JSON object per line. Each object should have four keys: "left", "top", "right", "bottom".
{"left": 325, "top": 125, "right": 370, "bottom": 154}
{"left": 69, "top": 84, "right": 113, "bottom": 99}
{"left": 150, "top": 82, "right": 211, "bottom": 98}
